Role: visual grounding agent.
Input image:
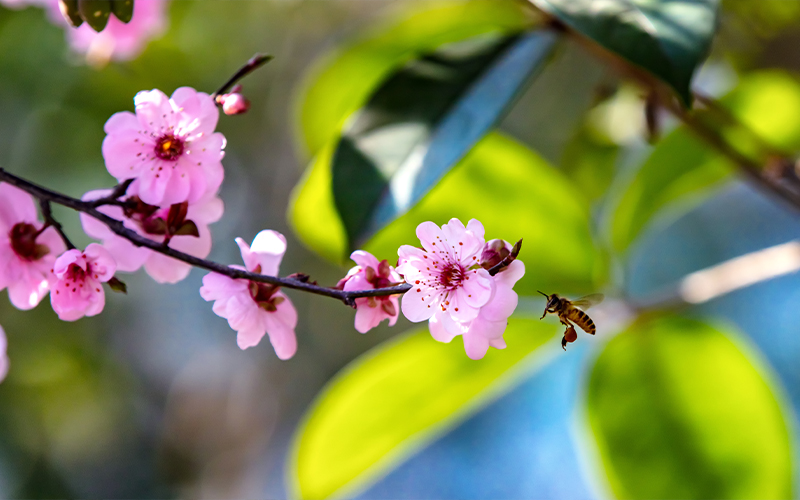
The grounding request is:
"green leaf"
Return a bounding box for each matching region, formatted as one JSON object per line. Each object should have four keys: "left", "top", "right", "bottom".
{"left": 561, "top": 122, "right": 620, "bottom": 202}
{"left": 295, "top": 0, "right": 534, "bottom": 157}
{"left": 290, "top": 132, "right": 608, "bottom": 295}
{"left": 288, "top": 318, "right": 559, "bottom": 500}
{"left": 587, "top": 315, "right": 792, "bottom": 500}
{"left": 332, "top": 31, "right": 558, "bottom": 248}
{"left": 609, "top": 71, "right": 800, "bottom": 253}
{"left": 529, "top": 0, "right": 720, "bottom": 106}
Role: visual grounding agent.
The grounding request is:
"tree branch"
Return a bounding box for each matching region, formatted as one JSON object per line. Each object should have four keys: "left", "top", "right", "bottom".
{"left": 0, "top": 167, "right": 411, "bottom": 305}
{"left": 38, "top": 199, "right": 76, "bottom": 250}
{"left": 211, "top": 54, "right": 273, "bottom": 100}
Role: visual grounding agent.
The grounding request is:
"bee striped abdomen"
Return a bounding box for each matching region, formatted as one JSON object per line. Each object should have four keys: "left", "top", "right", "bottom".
{"left": 567, "top": 308, "right": 596, "bottom": 335}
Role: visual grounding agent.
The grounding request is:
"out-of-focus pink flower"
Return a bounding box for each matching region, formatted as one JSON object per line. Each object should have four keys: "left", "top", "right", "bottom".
{"left": 0, "top": 183, "right": 65, "bottom": 310}
{"left": 102, "top": 87, "right": 226, "bottom": 207}
{"left": 338, "top": 250, "right": 401, "bottom": 333}
{"left": 397, "top": 218, "right": 493, "bottom": 324}
{"left": 65, "top": 0, "right": 167, "bottom": 64}
{"left": 80, "top": 189, "right": 223, "bottom": 284}
{"left": 51, "top": 243, "right": 116, "bottom": 321}
{"left": 0, "top": 325, "right": 9, "bottom": 383}
{"left": 199, "top": 231, "right": 298, "bottom": 359}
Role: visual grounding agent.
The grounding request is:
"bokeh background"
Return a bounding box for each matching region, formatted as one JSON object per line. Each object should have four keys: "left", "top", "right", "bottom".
{"left": 1, "top": 0, "right": 800, "bottom": 498}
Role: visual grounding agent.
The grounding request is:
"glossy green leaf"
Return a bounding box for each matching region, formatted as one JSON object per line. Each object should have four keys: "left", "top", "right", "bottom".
{"left": 290, "top": 132, "right": 607, "bottom": 295}
{"left": 295, "top": 0, "right": 534, "bottom": 157}
{"left": 610, "top": 71, "right": 800, "bottom": 253}
{"left": 288, "top": 318, "right": 559, "bottom": 500}
{"left": 587, "top": 315, "right": 792, "bottom": 500}
{"left": 530, "top": 0, "right": 720, "bottom": 105}
{"left": 333, "top": 31, "right": 558, "bottom": 248}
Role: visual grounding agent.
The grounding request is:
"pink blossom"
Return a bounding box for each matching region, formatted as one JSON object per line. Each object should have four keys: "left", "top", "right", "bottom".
{"left": 51, "top": 243, "right": 117, "bottom": 321}
{"left": 102, "top": 87, "right": 225, "bottom": 207}
{"left": 217, "top": 90, "right": 250, "bottom": 116}
{"left": 429, "top": 257, "right": 525, "bottom": 360}
{"left": 0, "top": 325, "right": 8, "bottom": 383}
{"left": 0, "top": 183, "right": 65, "bottom": 310}
{"left": 199, "top": 231, "right": 298, "bottom": 360}
{"left": 64, "top": 0, "right": 167, "bottom": 65}
{"left": 339, "top": 250, "right": 402, "bottom": 333}
{"left": 397, "top": 218, "right": 493, "bottom": 324}
{"left": 80, "top": 189, "right": 223, "bottom": 284}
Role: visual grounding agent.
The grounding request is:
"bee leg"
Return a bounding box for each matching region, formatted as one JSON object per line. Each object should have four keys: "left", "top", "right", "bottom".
{"left": 561, "top": 335, "right": 568, "bottom": 351}
{"left": 540, "top": 310, "right": 547, "bottom": 320}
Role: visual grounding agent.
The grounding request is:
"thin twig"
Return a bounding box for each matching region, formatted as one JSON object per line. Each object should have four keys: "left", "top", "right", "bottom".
{"left": 88, "top": 179, "right": 134, "bottom": 208}
{"left": 211, "top": 54, "right": 273, "bottom": 99}
{"left": 38, "top": 199, "right": 76, "bottom": 250}
{"left": 0, "top": 167, "right": 409, "bottom": 305}
{"left": 526, "top": 4, "right": 800, "bottom": 213}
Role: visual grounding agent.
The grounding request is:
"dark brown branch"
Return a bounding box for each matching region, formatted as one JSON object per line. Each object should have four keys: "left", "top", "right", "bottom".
{"left": 38, "top": 199, "right": 76, "bottom": 250}
{"left": 88, "top": 179, "right": 134, "bottom": 208}
{"left": 211, "top": 54, "right": 273, "bottom": 100}
{"left": 0, "top": 167, "right": 409, "bottom": 306}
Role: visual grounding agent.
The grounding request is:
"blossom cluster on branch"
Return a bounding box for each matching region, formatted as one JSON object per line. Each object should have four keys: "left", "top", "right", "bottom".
{"left": 0, "top": 60, "right": 524, "bottom": 384}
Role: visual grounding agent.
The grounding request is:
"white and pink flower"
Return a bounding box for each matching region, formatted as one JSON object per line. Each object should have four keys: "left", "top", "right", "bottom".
{"left": 80, "top": 189, "right": 223, "bottom": 284}
{"left": 397, "top": 221, "right": 523, "bottom": 360}
{"left": 338, "top": 250, "right": 402, "bottom": 333}
{"left": 200, "top": 231, "right": 298, "bottom": 360}
{"left": 102, "top": 87, "right": 226, "bottom": 207}
{"left": 51, "top": 243, "right": 117, "bottom": 321}
{"left": 0, "top": 183, "right": 65, "bottom": 310}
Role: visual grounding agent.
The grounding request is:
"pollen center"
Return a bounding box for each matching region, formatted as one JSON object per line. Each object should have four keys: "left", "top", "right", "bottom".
{"left": 9, "top": 222, "right": 48, "bottom": 261}
{"left": 438, "top": 262, "right": 465, "bottom": 289}
{"left": 154, "top": 134, "right": 184, "bottom": 161}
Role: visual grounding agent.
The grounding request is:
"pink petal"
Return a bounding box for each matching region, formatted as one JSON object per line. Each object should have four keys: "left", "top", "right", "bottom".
{"left": 137, "top": 163, "right": 173, "bottom": 205}
{"left": 143, "top": 252, "right": 192, "bottom": 284}
{"left": 102, "top": 130, "right": 152, "bottom": 180}
{"left": 99, "top": 235, "right": 149, "bottom": 273}
{"left": 7, "top": 272, "right": 49, "bottom": 310}
{"left": 134, "top": 89, "right": 172, "bottom": 131}
{"left": 350, "top": 250, "right": 379, "bottom": 271}
{"left": 400, "top": 286, "right": 442, "bottom": 322}
{"left": 466, "top": 219, "right": 486, "bottom": 241}
{"left": 103, "top": 110, "right": 140, "bottom": 135}
{"left": 262, "top": 292, "right": 298, "bottom": 359}
{"left": 353, "top": 299, "right": 383, "bottom": 333}
{"left": 0, "top": 183, "right": 37, "bottom": 230}
{"left": 495, "top": 260, "right": 525, "bottom": 286}
{"left": 428, "top": 312, "right": 461, "bottom": 343}
{"left": 171, "top": 87, "right": 219, "bottom": 137}
{"left": 463, "top": 333, "right": 490, "bottom": 360}
{"left": 239, "top": 230, "right": 286, "bottom": 276}
{"left": 415, "top": 221, "right": 445, "bottom": 254}
{"left": 53, "top": 249, "right": 83, "bottom": 278}
{"left": 489, "top": 337, "right": 507, "bottom": 349}
{"left": 188, "top": 196, "right": 224, "bottom": 224}
{"left": 83, "top": 243, "right": 117, "bottom": 282}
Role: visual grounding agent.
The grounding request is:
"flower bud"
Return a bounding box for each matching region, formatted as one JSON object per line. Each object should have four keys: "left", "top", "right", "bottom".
{"left": 219, "top": 93, "right": 250, "bottom": 115}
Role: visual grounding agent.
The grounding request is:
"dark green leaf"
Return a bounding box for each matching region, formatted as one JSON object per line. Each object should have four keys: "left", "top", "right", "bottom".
{"left": 106, "top": 277, "right": 127, "bottom": 294}
{"left": 587, "top": 315, "right": 792, "bottom": 499}
{"left": 530, "top": 0, "right": 720, "bottom": 105}
{"left": 289, "top": 318, "right": 558, "bottom": 500}
{"left": 78, "top": 0, "right": 111, "bottom": 32}
{"left": 110, "top": 0, "right": 134, "bottom": 24}
{"left": 295, "top": 0, "right": 534, "bottom": 157}
{"left": 58, "top": 0, "right": 84, "bottom": 27}
{"left": 332, "top": 30, "right": 559, "bottom": 248}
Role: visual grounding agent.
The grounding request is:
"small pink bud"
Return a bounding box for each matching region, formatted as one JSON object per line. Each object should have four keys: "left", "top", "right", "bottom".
{"left": 220, "top": 93, "right": 250, "bottom": 115}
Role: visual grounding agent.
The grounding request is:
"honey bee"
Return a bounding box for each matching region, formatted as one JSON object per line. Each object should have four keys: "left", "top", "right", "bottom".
{"left": 538, "top": 292, "right": 604, "bottom": 350}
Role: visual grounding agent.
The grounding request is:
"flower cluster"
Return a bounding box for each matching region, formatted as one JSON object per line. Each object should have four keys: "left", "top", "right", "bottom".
{"left": 397, "top": 219, "right": 524, "bottom": 360}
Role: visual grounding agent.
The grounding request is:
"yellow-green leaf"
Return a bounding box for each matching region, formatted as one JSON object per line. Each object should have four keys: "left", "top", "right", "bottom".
{"left": 288, "top": 318, "right": 559, "bottom": 500}
{"left": 587, "top": 315, "right": 792, "bottom": 499}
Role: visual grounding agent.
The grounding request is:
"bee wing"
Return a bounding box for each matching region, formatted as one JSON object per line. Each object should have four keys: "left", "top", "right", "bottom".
{"left": 571, "top": 293, "right": 604, "bottom": 310}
